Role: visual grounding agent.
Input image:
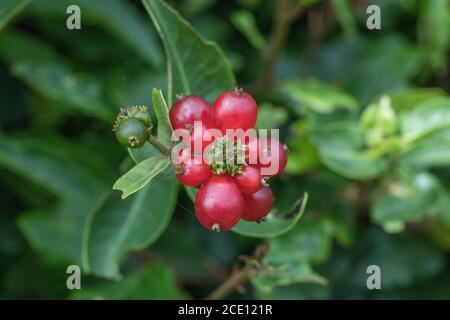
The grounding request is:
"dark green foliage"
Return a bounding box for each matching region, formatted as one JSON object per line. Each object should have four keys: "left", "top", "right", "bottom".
{"left": 0, "top": 0, "right": 449, "bottom": 300}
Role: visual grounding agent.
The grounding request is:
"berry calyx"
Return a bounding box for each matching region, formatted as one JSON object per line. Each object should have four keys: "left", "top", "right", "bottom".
{"left": 207, "top": 136, "right": 247, "bottom": 175}
{"left": 211, "top": 89, "right": 258, "bottom": 133}
{"left": 195, "top": 175, "right": 243, "bottom": 231}
{"left": 233, "top": 165, "right": 263, "bottom": 194}
{"left": 175, "top": 156, "right": 212, "bottom": 187}
{"left": 242, "top": 186, "right": 273, "bottom": 221}
{"left": 189, "top": 121, "right": 215, "bottom": 154}
{"left": 169, "top": 95, "right": 212, "bottom": 130}
{"left": 114, "top": 105, "right": 152, "bottom": 128}
{"left": 114, "top": 118, "right": 149, "bottom": 148}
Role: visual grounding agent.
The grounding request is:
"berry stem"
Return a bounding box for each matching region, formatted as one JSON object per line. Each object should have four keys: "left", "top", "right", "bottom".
{"left": 234, "top": 87, "right": 243, "bottom": 95}
{"left": 147, "top": 134, "right": 171, "bottom": 156}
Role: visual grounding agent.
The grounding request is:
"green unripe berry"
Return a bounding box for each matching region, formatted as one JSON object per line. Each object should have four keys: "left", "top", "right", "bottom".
{"left": 114, "top": 105, "right": 152, "bottom": 128}
{"left": 115, "top": 118, "right": 148, "bottom": 148}
{"left": 126, "top": 105, "right": 152, "bottom": 127}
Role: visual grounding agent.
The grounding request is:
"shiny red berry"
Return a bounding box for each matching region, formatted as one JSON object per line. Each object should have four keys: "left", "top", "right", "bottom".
{"left": 190, "top": 122, "right": 216, "bottom": 154}
{"left": 247, "top": 137, "right": 287, "bottom": 177}
{"left": 242, "top": 186, "right": 273, "bottom": 221}
{"left": 195, "top": 175, "right": 243, "bottom": 232}
{"left": 171, "top": 144, "right": 191, "bottom": 165}
{"left": 175, "top": 155, "right": 211, "bottom": 187}
{"left": 169, "top": 95, "right": 212, "bottom": 130}
{"left": 211, "top": 89, "right": 258, "bottom": 133}
{"left": 233, "top": 166, "right": 263, "bottom": 194}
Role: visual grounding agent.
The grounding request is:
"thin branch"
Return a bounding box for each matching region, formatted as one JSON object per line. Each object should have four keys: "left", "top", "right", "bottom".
{"left": 147, "top": 133, "right": 171, "bottom": 156}
{"left": 251, "top": 0, "right": 304, "bottom": 93}
{"left": 205, "top": 243, "right": 269, "bottom": 300}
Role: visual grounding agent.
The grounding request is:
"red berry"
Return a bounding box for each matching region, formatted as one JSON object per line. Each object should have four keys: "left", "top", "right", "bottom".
{"left": 242, "top": 186, "right": 273, "bottom": 221}
{"left": 175, "top": 155, "right": 211, "bottom": 187}
{"left": 233, "top": 166, "right": 263, "bottom": 194}
{"left": 247, "top": 137, "right": 287, "bottom": 177}
{"left": 195, "top": 175, "right": 243, "bottom": 231}
{"left": 169, "top": 95, "right": 212, "bottom": 130}
{"left": 171, "top": 144, "right": 191, "bottom": 165}
{"left": 190, "top": 122, "right": 216, "bottom": 154}
{"left": 211, "top": 89, "right": 258, "bottom": 133}
{"left": 246, "top": 136, "right": 260, "bottom": 165}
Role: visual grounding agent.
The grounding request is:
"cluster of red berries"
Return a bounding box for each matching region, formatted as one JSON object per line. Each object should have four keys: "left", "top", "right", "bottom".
{"left": 169, "top": 89, "right": 288, "bottom": 232}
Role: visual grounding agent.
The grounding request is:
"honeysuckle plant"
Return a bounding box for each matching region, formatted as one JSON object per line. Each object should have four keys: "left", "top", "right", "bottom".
{"left": 1, "top": 0, "right": 449, "bottom": 300}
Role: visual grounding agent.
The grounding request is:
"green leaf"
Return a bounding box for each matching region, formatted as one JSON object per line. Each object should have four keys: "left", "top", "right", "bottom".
{"left": 400, "top": 98, "right": 450, "bottom": 143}
{"left": 360, "top": 95, "right": 397, "bottom": 147}
{"left": 231, "top": 10, "right": 266, "bottom": 50}
{"left": 285, "top": 139, "right": 319, "bottom": 174}
{"left": 0, "top": 135, "right": 178, "bottom": 279}
{"left": 251, "top": 173, "right": 359, "bottom": 295}
{"left": 4, "top": 253, "right": 71, "bottom": 299}
{"left": 20, "top": 168, "right": 178, "bottom": 280}
{"left": 417, "top": 0, "right": 450, "bottom": 71}
{"left": 141, "top": 0, "right": 235, "bottom": 105}
{"left": 85, "top": 176, "right": 178, "bottom": 279}
{"left": 70, "top": 265, "right": 188, "bottom": 299}
{"left": 285, "top": 121, "right": 320, "bottom": 174}
{"left": 428, "top": 195, "right": 450, "bottom": 250}
{"left": 371, "top": 273, "right": 450, "bottom": 300}
{"left": 0, "top": 135, "right": 109, "bottom": 266}
{"left": 232, "top": 193, "right": 308, "bottom": 238}
{"left": 251, "top": 217, "right": 334, "bottom": 293}
{"left": 113, "top": 156, "right": 170, "bottom": 199}
{"left": 128, "top": 143, "right": 161, "bottom": 164}
{"left": 251, "top": 261, "right": 326, "bottom": 294}
{"left": 311, "top": 122, "right": 389, "bottom": 180}
{"left": 235, "top": 0, "right": 262, "bottom": 9}
{"left": 107, "top": 67, "right": 166, "bottom": 110}
{"left": 152, "top": 88, "right": 172, "bottom": 146}
{"left": 0, "top": 30, "right": 113, "bottom": 121}
{"left": 18, "top": 202, "right": 108, "bottom": 268}
{"left": 179, "top": 0, "right": 217, "bottom": 16}
{"left": 185, "top": 187, "right": 308, "bottom": 238}
{"left": 399, "top": 128, "right": 450, "bottom": 168}
{"left": 371, "top": 171, "right": 445, "bottom": 233}
{"left": 298, "top": 0, "right": 323, "bottom": 8}
{"left": 298, "top": 35, "right": 420, "bottom": 104}
{"left": 255, "top": 102, "right": 288, "bottom": 130}
{"left": 255, "top": 282, "right": 329, "bottom": 300}
{"left": 29, "top": 0, "right": 162, "bottom": 67}
{"left": 0, "top": 135, "right": 106, "bottom": 203}
{"left": 185, "top": 185, "right": 197, "bottom": 202}
{"left": 330, "top": 0, "right": 357, "bottom": 37}
{"left": 0, "top": 0, "right": 32, "bottom": 30}
{"left": 388, "top": 88, "right": 446, "bottom": 112}
{"left": 341, "top": 228, "right": 446, "bottom": 291}
{"left": 282, "top": 79, "right": 358, "bottom": 115}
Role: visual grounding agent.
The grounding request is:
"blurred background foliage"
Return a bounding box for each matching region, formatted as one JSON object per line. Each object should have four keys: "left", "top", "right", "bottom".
{"left": 0, "top": 0, "right": 450, "bottom": 299}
